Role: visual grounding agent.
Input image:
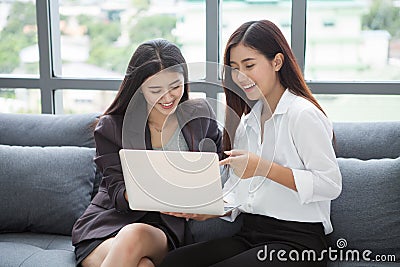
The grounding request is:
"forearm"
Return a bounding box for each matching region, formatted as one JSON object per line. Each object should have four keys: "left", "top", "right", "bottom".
{"left": 101, "top": 172, "right": 129, "bottom": 211}
{"left": 258, "top": 159, "right": 297, "bottom": 191}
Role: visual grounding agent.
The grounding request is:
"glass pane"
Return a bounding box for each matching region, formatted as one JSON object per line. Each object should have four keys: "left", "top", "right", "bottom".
{"left": 221, "top": 0, "right": 292, "bottom": 63}
{"left": 189, "top": 92, "right": 206, "bottom": 99}
{"left": 58, "top": 89, "right": 117, "bottom": 114}
{"left": 0, "top": 88, "right": 41, "bottom": 113}
{"left": 306, "top": 0, "right": 400, "bottom": 81}
{"left": 58, "top": 0, "right": 206, "bottom": 78}
{"left": 315, "top": 94, "right": 400, "bottom": 122}
{"left": 0, "top": 1, "right": 38, "bottom": 76}
{"left": 216, "top": 92, "right": 226, "bottom": 126}
{"left": 215, "top": 92, "right": 400, "bottom": 123}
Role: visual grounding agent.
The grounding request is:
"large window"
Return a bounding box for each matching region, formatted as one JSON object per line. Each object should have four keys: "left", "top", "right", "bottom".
{"left": 316, "top": 94, "right": 400, "bottom": 122}
{"left": 220, "top": 1, "right": 292, "bottom": 63}
{"left": 0, "top": 1, "right": 38, "bottom": 76}
{"left": 0, "top": 0, "right": 399, "bottom": 122}
{"left": 305, "top": 0, "right": 400, "bottom": 81}
{"left": 0, "top": 88, "right": 41, "bottom": 114}
{"left": 58, "top": 0, "right": 206, "bottom": 78}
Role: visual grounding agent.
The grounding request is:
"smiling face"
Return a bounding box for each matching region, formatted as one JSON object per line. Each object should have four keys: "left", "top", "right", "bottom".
{"left": 141, "top": 70, "right": 185, "bottom": 116}
{"left": 229, "top": 43, "right": 283, "bottom": 101}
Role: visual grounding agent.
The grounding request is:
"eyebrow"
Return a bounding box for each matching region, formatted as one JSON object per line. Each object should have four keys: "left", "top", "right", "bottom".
{"left": 147, "top": 79, "right": 182, "bottom": 89}
{"left": 229, "top": 58, "right": 256, "bottom": 65}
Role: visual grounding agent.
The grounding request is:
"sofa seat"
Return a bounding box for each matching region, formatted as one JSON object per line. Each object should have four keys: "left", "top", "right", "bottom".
{"left": 0, "top": 233, "right": 75, "bottom": 267}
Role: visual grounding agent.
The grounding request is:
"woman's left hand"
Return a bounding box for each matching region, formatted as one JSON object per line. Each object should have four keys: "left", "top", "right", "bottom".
{"left": 219, "top": 150, "right": 269, "bottom": 179}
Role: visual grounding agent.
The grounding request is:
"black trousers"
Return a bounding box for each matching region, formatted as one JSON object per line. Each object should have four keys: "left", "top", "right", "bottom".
{"left": 158, "top": 213, "right": 327, "bottom": 267}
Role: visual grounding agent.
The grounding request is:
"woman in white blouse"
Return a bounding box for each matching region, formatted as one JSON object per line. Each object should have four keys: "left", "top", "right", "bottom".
{"left": 160, "top": 20, "right": 342, "bottom": 267}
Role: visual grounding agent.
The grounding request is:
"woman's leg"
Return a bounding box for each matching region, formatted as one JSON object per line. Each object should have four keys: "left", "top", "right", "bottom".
{"left": 82, "top": 223, "right": 169, "bottom": 267}
{"left": 81, "top": 238, "right": 114, "bottom": 267}
{"left": 158, "top": 237, "right": 250, "bottom": 267}
{"left": 160, "top": 239, "right": 326, "bottom": 267}
{"left": 210, "top": 244, "right": 327, "bottom": 267}
{"left": 138, "top": 257, "right": 156, "bottom": 267}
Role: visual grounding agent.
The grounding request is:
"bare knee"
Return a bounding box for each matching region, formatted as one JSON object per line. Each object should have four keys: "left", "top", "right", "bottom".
{"left": 115, "top": 224, "right": 149, "bottom": 250}
{"left": 138, "top": 257, "right": 155, "bottom": 267}
{"left": 118, "top": 223, "right": 150, "bottom": 238}
{"left": 81, "top": 256, "right": 100, "bottom": 267}
{"left": 113, "top": 223, "right": 168, "bottom": 264}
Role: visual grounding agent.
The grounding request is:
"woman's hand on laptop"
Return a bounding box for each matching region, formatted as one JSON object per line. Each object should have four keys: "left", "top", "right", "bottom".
{"left": 162, "top": 212, "right": 219, "bottom": 221}
{"left": 219, "top": 150, "right": 269, "bottom": 179}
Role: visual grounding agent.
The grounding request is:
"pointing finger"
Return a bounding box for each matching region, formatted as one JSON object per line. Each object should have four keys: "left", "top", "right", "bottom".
{"left": 219, "top": 158, "right": 231, "bottom": 166}
{"left": 229, "top": 150, "right": 247, "bottom": 156}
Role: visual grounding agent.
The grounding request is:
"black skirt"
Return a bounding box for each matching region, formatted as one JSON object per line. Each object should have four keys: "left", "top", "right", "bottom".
{"left": 74, "top": 211, "right": 179, "bottom": 266}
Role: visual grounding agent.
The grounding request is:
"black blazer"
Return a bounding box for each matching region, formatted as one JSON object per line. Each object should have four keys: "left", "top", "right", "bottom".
{"left": 72, "top": 98, "right": 222, "bottom": 246}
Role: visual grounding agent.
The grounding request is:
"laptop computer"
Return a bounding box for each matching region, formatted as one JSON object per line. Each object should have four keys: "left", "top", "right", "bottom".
{"left": 119, "top": 149, "right": 237, "bottom": 215}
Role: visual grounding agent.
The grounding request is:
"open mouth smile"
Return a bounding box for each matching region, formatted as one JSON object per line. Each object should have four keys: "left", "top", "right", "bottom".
{"left": 243, "top": 82, "right": 256, "bottom": 91}
{"left": 159, "top": 100, "right": 175, "bottom": 109}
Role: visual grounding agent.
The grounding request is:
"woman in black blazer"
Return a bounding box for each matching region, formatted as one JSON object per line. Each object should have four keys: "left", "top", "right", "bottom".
{"left": 71, "top": 39, "right": 222, "bottom": 267}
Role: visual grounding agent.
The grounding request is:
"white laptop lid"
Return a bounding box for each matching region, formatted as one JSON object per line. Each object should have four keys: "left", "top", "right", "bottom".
{"left": 119, "top": 149, "right": 226, "bottom": 215}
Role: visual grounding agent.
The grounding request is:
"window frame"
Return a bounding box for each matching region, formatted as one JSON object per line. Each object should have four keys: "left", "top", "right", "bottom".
{"left": 0, "top": 0, "right": 398, "bottom": 114}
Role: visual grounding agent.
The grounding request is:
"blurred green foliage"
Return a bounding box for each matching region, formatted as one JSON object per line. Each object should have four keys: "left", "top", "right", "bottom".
{"left": 362, "top": 0, "right": 400, "bottom": 38}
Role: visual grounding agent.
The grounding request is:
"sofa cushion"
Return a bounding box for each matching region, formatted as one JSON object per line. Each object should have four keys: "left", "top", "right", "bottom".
{"left": 0, "top": 233, "right": 75, "bottom": 267}
{"left": 333, "top": 122, "right": 400, "bottom": 160}
{"left": 0, "top": 113, "right": 98, "bottom": 148}
{"left": 329, "top": 157, "right": 400, "bottom": 261}
{"left": 0, "top": 145, "right": 96, "bottom": 235}
{"left": 0, "top": 232, "right": 74, "bottom": 250}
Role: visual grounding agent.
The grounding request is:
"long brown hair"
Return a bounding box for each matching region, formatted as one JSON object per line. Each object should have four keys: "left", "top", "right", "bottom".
{"left": 222, "top": 20, "right": 328, "bottom": 154}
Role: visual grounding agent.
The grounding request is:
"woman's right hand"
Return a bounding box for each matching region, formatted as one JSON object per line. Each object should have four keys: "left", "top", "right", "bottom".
{"left": 220, "top": 150, "right": 269, "bottom": 179}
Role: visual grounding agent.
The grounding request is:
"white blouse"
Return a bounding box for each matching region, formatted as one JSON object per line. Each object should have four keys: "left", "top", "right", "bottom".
{"left": 222, "top": 89, "right": 342, "bottom": 234}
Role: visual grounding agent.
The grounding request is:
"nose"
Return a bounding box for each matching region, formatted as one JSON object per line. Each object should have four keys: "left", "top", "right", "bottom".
{"left": 162, "top": 91, "right": 174, "bottom": 102}
{"left": 236, "top": 70, "right": 248, "bottom": 83}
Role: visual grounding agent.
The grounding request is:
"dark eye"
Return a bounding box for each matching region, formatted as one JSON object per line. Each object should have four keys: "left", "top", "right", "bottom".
{"left": 151, "top": 90, "right": 161, "bottom": 94}
{"left": 172, "top": 85, "right": 181, "bottom": 90}
{"left": 246, "top": 64, "right": 254, "bottom": 69}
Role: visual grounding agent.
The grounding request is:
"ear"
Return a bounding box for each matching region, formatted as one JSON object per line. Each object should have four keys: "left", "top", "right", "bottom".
{"left": 273, "top": 53, "right": 284, "bottom": 71}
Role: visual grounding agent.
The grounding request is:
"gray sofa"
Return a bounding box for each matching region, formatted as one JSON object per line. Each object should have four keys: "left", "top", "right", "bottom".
{"left": 0, "top": 113, "right": 399, "bottom": 266}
